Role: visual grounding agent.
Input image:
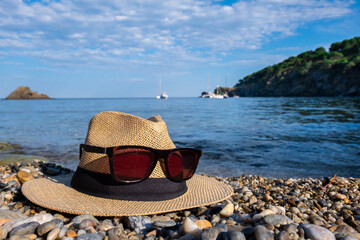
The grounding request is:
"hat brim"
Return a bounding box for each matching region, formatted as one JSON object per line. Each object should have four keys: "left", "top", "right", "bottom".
{"left": 22, "top": 174, "right": 233, "bottom": 216}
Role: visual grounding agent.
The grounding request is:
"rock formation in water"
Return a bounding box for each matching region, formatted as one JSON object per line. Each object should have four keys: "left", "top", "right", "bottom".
{"left": 5, "top": 86, "right": 51, "bottom": 99}
{"left": 224, "top": 36, "right": 360, "bottom": 97}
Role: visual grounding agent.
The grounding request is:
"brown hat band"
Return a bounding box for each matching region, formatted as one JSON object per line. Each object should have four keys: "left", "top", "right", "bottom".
{"left": 70, "top": 167, "right": 188, "bottom": 201}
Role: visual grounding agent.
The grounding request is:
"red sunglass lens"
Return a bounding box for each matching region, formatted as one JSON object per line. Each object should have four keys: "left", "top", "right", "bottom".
{"left": 167, "top": 150, "right": 198, "bottom": 181}
{"left": 112, "top": 148, "right": 155, "bottom": 182}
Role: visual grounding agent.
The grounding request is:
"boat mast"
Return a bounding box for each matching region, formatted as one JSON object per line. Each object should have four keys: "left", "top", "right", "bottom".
{"left": 159, "top": 78, "right": 162, "bottom": 94}
{"left": 207, "top": 72, "right": 210, "bottom": 93}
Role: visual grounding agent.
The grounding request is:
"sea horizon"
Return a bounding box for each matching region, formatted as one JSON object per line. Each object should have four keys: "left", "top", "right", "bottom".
{"left": 2, "top": 96, "right": 360, "bottom": 100}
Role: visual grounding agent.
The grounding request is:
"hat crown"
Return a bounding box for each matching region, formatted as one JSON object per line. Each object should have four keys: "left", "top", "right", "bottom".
{"left": 80, "top": 111, "right": 175, "bottom": 175}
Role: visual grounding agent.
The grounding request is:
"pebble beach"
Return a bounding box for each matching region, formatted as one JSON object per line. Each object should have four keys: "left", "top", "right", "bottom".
{"left": 0, "top": 160, "right": 359, "bottom": 240}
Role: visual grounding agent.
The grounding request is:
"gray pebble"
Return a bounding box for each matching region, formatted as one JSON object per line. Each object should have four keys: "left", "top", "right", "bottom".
{"left": 10, "top": 222, "right": 40, "bottom": 237}
{"left": 44, "top": 167, "right": 61, "bottom": 176}
{"left": 71, "top": 215, "right": 99, "bottom": 225}
{"left": 227, "top": 226, "right": 243, "bottom": 232}
{"left": 254, "top": 225, "right": 274, "bottom": 240}
{"left": 46, "top": 227, "right": 60, "bottom": 240}
{"left": 53, "top": 219, "right": 64, "bottom": 228}
{"left": 76, "top": 233, "right": 102, "bottom": 240}
{"left": 336, "top": 236, "right": 359, "bottom": 240}
{"left": 79, "top": 219, "right": 97, "bottom": 230}
{"left": 309, "top": 215, "right": 325, "bottom": 226}
{"left": 37, "top": 220, "right": 57, "bottom": 236}
{"left": 335, "top": 225, "right": 358, "bottom": 234}
{"left": 108, "top": 227, "right": 123, "bottom": 237}
{"left": 0, "top": 210, "right": 27, "bottom": 220}
{"left": 276, "top": 231, "right": 290, "bottom": 240}
{"left": 201, "top": 228, "right": 220, "bottom": 240}
{"left": 153, "top": 221, "right": 176, "bottom": 228}
{"left": 107, "top": 228, "right": 119, "bottom": 240}
{"left": 126, "top": 216, "right": 152, "bottom": 234}
{"left": 263, "top": 215, "right": 287, "bottom": 226}
{"left": 187, "top": 215, "right": 198, "bottom": 222}
{"left": 201, "top": 226, "right": 227, "bottom": 240}
{"left": 214, "top": 224, "right": 228, "bottom": 232}
{"left": 4, "top": 213, "right": 54, "bottom": 232}
{"left": 9, "top": 235, "right": 31, "bottom": 240}
{"left": 282, "top": 224, "right": 298, "bottom": 234}
{"left": 77, "top": 230, "right": 86, "bottom": 236}
{"left": 168, "top": 230, "right": 179, "bottom": 239}
{"left": 217, "top": 231, "right": 246, "bottom": 240}
{"left": 299, "top": 224, "right": 335, "bottom": 240}
{"left": 178, "top": 233, "right": 194, "bottom": 240}
{"left": 85, "top": 227, "right": 96, "bottom": 234}
{"left": 99, "top": 219, "right": 114, "bottom": 231}
{"left": 58, "top": 226, "right": 69, "bottom": 239}
{"left": 97, "top": 231, "right": 106, "bottom": 239}
{"left": 228, "top": 231, "right": 246, "bottom": 240}
{"left": 298, "top": 228, "right": 305, "bottom": 238}
{"left": 211, "top": 215, "right": 220, "bottom": 225}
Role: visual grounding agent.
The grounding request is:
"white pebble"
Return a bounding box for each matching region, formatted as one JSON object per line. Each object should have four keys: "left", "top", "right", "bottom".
{"left": 219, "top": 203, "right": 234, "bottom": 217}
{"left": 182, "top": 218, "right": 199, "bottom": 234}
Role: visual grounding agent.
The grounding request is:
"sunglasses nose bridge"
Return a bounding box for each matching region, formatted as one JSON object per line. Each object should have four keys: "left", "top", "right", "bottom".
{"left": 152, "top": 151, "right": 167, "bottom": 168}
{"left": 154, "top": 150, "right": 169, "bottom": 160}
{"left": 155, "top": 156, "right": 168, "bottom": 176}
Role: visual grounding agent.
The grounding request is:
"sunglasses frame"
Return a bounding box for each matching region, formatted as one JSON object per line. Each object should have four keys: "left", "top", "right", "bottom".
{"left": 80, "top": 144, "right": 202, "bottom": 184}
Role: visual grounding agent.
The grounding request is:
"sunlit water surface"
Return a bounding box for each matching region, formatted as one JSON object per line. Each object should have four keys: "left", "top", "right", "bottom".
{"left": 0, "top": 97, "right": 359, "bottom": 178}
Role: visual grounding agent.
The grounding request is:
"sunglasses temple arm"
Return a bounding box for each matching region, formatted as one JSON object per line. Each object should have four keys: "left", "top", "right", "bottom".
{"left": 79, "top": 145, "right": 82, "bottom": 159}
{"left": 79, "top": 144, "right": 110, "bottom": 159}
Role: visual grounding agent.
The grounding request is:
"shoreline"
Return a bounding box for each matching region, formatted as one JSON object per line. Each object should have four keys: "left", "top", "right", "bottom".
{"left": 0, "top": 149, "right": 358, "bottom": 180}
{"left": 0, "top": 161, "right": 359, "bottom": 240}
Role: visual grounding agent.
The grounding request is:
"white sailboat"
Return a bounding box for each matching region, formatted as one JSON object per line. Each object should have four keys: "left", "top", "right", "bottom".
{"left": 201, "top": 74, "right": 225, "bottom": 98}
{"left": 156, "top": 78, "right": 168, "bottom": 99}
{"left": 212, "top": 85, "right": 224, "bottom": 99}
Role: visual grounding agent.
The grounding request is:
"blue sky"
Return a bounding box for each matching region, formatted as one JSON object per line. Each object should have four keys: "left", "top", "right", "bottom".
{"left": 0, "top": 0, "right": 359, "bottom": 98}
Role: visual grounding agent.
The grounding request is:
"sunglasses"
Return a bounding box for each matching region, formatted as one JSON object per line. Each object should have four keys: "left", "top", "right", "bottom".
{"left": 80, "top": 144, "right": 202, "bottom": 184}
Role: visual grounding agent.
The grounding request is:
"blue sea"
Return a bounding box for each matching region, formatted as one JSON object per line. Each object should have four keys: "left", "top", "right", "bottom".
{"left": 0, "top": 97, "right": 359, "bottom": 178}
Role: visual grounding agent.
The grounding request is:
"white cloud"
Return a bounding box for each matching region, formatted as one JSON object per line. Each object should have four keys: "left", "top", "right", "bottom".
{"left": 224, "top": 54, "right": 288, "bottom": 67}
{"left": 69, "top": 33, "right": 86, "bottom": 39}
{"left": 0, "top": 38, "right": 28, "bottom": 48}
{"left": 0, "top": 0, "right": 353, "bottom": 67}
{"left": 115, "top": 15, "right": 128, "bottom": 21}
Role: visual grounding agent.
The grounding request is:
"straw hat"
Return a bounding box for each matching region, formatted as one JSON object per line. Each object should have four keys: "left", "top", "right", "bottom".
{"left": 22, "top": 111, "right": 233, "bottom": 216}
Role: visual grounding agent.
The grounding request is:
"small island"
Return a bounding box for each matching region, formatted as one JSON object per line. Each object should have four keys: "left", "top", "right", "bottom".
{"left": 5, "top": 86, "right": 51, "bottom": 100}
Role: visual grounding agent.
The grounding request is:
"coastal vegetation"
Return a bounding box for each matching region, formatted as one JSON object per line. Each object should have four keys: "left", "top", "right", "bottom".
{"left": 220, "top": 37, "right": 360, "bottom": 97}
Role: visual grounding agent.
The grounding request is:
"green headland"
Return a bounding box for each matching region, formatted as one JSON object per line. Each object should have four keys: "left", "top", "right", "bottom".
{"left": 218, "top": 37, "right": 360, "bottom": 97}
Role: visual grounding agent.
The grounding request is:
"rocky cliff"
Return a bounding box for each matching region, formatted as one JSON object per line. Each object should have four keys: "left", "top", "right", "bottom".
{"left": 227, "top": 37, "right": 360, "bottom": 97}
{"left": 5, "top": 86, "right": 51, "bottom": 99}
